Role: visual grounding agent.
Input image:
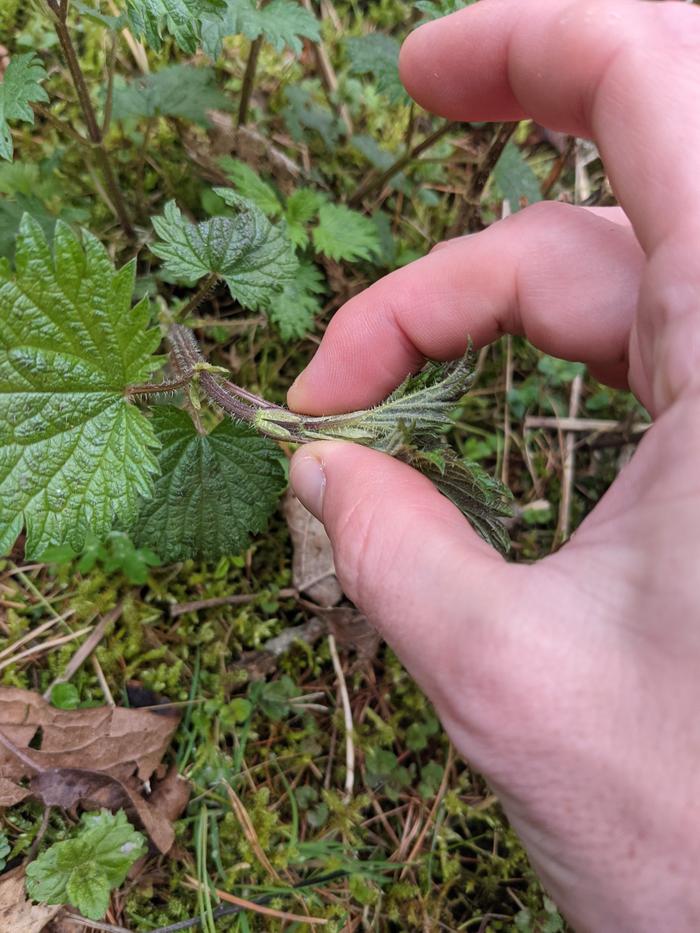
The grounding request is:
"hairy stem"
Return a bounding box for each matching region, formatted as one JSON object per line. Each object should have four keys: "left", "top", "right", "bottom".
{"left": 177, "top": 273, "right": 220, "bottom": 321}
{"left": 49, "top": 2, "right": 135, "bottom": 239}
{"left": 238, "top": 36, "right": 263, "bottom": 127}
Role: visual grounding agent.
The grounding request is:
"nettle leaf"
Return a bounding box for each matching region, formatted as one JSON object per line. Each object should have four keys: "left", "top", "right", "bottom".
{"left": 268, "top": 260, "right": 326, "bottom": 341}
{"left": 0, "top": 215, "right": 161, "bottom": 557}
{"left": 313, "top": 203, "right": 381, "bottom": 263}
{"left": 26, "top": 810, "right": 146, "bottom": 921}
{"left": 202, "top": 0, "right": 319, "bottom": 58}
{"left": 282, "top": 86, "right": 343, "bottom": 145}
{"left": 112, "top": 65, "right": 232, "bottom": 125}
{"left": 494, "top": 142, "right": 542, "bottom": 213}
{"left": 151, "top": 194, "right": 297, "bottom": 310}
{"left": 0, "top": 53, "right": 49, "bottom": 162}
{"left": 135, "top": 407, "right": 286, "bottom": 562}
{"left": 125, "top": 0, "right": 226, "bottom": 53}
{"left": 346, "top": 34, "right": 407, "bottom": 104}
{"left": 218, "top": 157, "right": 282, "bottom": 216}
{"left": 283, "top": 188, "right": 324, "bottom": 247}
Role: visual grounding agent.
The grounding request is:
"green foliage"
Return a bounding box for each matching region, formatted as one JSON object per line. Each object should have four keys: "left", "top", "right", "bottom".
{"left": 202, "top": 0, "right": 319, "bottom": 58}
{"left": 346, "top": 34, "right": 407, "bottom": 104}
{"left": 494, "top": 141, "right": 543, "bottom": 212}
{"left": 125, "top": 0, "right": 227, "bottom": 53}
{"left": 0, "top": 216, "right": 161, "bottom": 558}
{"left": 151, "top": 194, "right": 297, "bottom": 310}
{"left": 0, "top": 831, "right": 10, "bottom": 870}
{"left": 135, "top": 407, "right": 286, "bottom": 562}
{"left": 26, "top": 810, "right": 147, "bottom": 921}
{"left": 0, "top": 53, "right": 49, "bottom": 161}
{"left": 267, "top": 259, "right": 325, "bottom": 341}
{"left": 50, "top": 682, "right": 81, "bottom": 709}
{"left": 283, "top": 187, "right": 324, "bottom": 247}
{"left": 112, "top": 65, "right": 232, "bottom": 125}
{"left": 313, "top": 203, "right": 381, "bottom": 262}
{"left": 219, "top": 157, "right": 283, "bottom": 216}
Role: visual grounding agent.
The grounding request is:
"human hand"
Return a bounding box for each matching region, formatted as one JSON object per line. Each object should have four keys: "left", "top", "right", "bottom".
{"left": 287, "top": 1, "right": 700, "bottom": 929}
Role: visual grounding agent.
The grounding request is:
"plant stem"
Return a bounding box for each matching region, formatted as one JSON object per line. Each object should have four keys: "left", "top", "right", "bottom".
{"left": 238, "top": 36, "right": 263, "bottom": 127}
{"left": 448, "top": 121, "right": 518, "bottom": 236}
{"left": 348, "top": 120, "right": 459, "bottom": 207}
{"left": 49, "top": 1, "right": 135, "bottom": 239}
{"left": 177, "top": 273, "right": 220, "bottom": 320}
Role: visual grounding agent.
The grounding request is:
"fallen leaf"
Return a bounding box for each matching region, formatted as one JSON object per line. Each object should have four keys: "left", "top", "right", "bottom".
{"left": 0, "top": 687, "right": 183, "bottom": 854}
{"left": 0, "top": 869, "right": 61, "bottom": 932}
{"left": 0, "top": 687, "right": 178, "bottom": 782}
{"left": 0, "top": 775, "right": 31, "bottom": 806}
{"left": 283, "top": 491, "right": 342, "bottom": 607}
{"left": 325, "top": 607, "right": 381, "bottom": 664}
{"left": 148, "top": 765, "right": 191, "bottom": 824}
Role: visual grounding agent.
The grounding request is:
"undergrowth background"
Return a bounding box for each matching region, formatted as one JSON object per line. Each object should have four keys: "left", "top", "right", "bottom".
{"left": 0, "top": 0, "right": 651, "bottom": 929}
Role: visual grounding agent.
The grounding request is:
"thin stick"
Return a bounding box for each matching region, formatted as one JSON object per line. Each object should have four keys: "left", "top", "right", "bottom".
{"left": 327, "top": 633, "right": 354, "bottom": 801}
{"left": 43, "top": 605, "right": 122, "bottom": 699}
{"left": 63, "top": 918, "right": 132, "bottom": 933}
{"left": 400, "top": 744, "right": 454, "bottom": 879}
{"left": 170, "top": 588, "right": 296, "bottom": 617}
{"left": 0, "top": 610, "right": 75, "bottom": 662}
{"left": 541, "top": 135, "right": 575, "bottom": 197}
{"left": 501, "top": 334, "right": 513, "bottom": 487}
{"left": 524, "top": 416, "right": 650, "bottom": 435}
{"left": 0, "top": 627, "right": 92, "bottom": 673}
{"left": 300, "top": 0, "right": 353, "bottom": 134}
{"left": 92, "top": 654, "right": 116, "bottom": 706}
{"left": 349, "top": 121, "right": 459, "bottom": 207}
{"left": 185, "top": 877, "right": 328, "bottom": 926}
{"left": 555, "top": 373, "right": 584, "bottom": 544}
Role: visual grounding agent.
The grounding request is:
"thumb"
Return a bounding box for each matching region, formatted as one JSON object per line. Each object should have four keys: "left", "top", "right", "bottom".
{"left": 289, "top": 441, "right": 517, "bottom": 691}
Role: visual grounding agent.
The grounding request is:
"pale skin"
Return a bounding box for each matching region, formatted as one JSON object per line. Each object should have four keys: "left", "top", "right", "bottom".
{"left": 286, "top": 1, "right": 700, "bottom": 929}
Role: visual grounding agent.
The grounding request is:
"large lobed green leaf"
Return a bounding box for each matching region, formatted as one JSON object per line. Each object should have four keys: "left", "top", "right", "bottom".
{"left": 202, "top": 0, "right": 319, "bottom": 58}
{"left": 112, "top": 65, "right": 232, "bottom": 125}
{"left": 136, "top": 407, "right": 286, "bottom": 562}
{"left": 312, "top": 203, "right": 381, "bottom": 263}
{"left": 0, "top": 216, "right": 161, "bottom": 557}
{"left": 125, "top": 0, "right": 226, "bottom": 52}
{"left": 346, "top": 34, "right": 407, "bottom": 104}
{"left": 151, "top": 193, "right": 298, "bottom": 310}
{"left": 0, "top": 53, "right": 49, "bottom": 162}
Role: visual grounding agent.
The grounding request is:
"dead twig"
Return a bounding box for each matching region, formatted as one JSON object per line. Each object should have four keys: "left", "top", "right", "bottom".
{"left": 43, "top": 605, "right": 123, "bottom": 700}
{"left": 555, "top": 373, "right": 584, "bottom": 544}
{"left": 170, "top": 588, "right": 296, "bottom": 617}
{"left": 328, "top": 634, "right": 355, "bottom": 801}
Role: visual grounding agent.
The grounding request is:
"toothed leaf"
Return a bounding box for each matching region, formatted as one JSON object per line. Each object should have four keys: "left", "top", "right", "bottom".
{"left": 135, "top": 407, "right": 286, "bottom": 561}
{"left": 0, "top": 53, "right": 49, "bottom": 162}
{"left": 312, "top": 203, "right": 380, "bottom": 263}
{"left": 112, "top": 65, "right": 232, "bottom": 125}
{"left": 125, "top": 0, "right": 226, "bottom": 52}
{"left": 346, "top": 34, "right": 407, "bottom": 104}
{"left": 151, "top": 195, "right": 298, "bottom": 310}
{"left": 267, "top": 260, "right": 325, "bottom": 341}
{"left": 202, "top": 0, "right": 319, "bottom": 58}
{"left": 0, "top": 215, "right": 161, "bottom": 557}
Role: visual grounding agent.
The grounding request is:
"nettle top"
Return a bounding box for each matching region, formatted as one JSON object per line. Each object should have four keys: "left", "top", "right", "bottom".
{"left": 0, "top": 202, "right": 511, "bottom": 564}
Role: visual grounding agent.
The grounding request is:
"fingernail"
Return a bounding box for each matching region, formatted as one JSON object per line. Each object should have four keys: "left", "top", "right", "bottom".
{"left": 290, "top": 453, "right": 326, "bottom": 520}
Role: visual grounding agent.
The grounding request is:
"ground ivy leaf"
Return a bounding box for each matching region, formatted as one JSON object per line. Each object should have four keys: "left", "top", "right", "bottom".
{"left": 125, "top": 0, "right": 226, "bottom": 53}
{"left": 0, "top": 53, "right": 49, "bottom": 162}
{"left": 312, "top": 203, "right": 380, "bottom": 263}
{"left": 135, "top": 407, "right": 286, "bottom": 562}
{"left": 0, "top": 215, "right": 161, "bottom": 557}
{"left": 151, "top": 194, "right": 297, "bottom": 310}
{"left": 26, "top": 810, "right": 146, "bottom": 921}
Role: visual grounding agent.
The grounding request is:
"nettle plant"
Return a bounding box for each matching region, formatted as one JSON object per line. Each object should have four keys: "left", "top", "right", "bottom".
{"left": 0, "top": 0, "right": 512, "bottom": 567}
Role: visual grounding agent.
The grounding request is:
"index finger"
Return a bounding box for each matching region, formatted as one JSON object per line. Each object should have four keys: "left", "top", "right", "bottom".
{"left": 399, "top": 0, "right": 700, "bottom": 254}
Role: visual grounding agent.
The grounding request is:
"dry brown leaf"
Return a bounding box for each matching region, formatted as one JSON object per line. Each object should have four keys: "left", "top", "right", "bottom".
{"left": 0, "top": 774, "right": 31, "bottom": 806}
{"left": 325, "top": 607, "right": 381, "bottom": 664}
{"left": 148, "top": 765, "right": 191, "bottom": 824}
{"left": 0, "top": 687, "right": 179, "bottom": 782}
{"left": 283, "top": 491, "right": 342, "bottom": 608}
{"left": 0, "top": 869, "right": 61, "bottom": 932}
{"left": 0, "top": 687, "right": 183, "bottom": 854}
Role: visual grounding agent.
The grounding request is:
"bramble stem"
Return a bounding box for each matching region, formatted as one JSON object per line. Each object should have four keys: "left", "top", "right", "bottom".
{"left": 48, "top": 1, "right": 135, "bottom": 239}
